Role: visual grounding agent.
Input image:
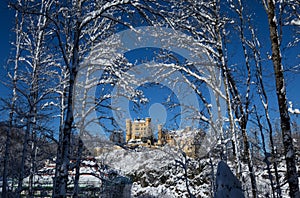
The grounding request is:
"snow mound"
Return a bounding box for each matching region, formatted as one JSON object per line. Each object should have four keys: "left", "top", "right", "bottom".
{"left": 96, "top": 146, "right": 211, "bottom": 197}
{"left": 215, "top": 161, "right": 244, "bottom": 198}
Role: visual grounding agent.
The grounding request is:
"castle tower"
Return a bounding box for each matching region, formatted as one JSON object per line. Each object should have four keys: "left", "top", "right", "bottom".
{"left": 144, "top": 117, "right": 152, "bottom": 138}
{"left": 145, "top": 117, "right": 151, "bottom": 126}
{"left": 157, "top": 124, "right": 163, "bottom": 145}
{"left": 126, "top": 119, "right": 132, "bottom": 142}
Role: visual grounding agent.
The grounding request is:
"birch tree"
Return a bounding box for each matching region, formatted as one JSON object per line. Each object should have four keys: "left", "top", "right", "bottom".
{"left": 34, "top": 1, "right": 173, "bottom": 196}
{"left": 263, "top": 0, "right": 299, "bottom": 197}
{"left": 5, "top": 1, "right": 58, "bottom": 197}
{"left": 7, "top": 0, "right": 299, "bottom": 197}
{"left": 227, "top": 1, "right": 261, "bottom": 196}
{"left": 167, "top": 1, "right": 259, "bottom": 196}
{"left": 249, "top": 24, "right": 282, "bottom": 197}
{"left": 1, "top": 5, "right": 23, "bottom": 197}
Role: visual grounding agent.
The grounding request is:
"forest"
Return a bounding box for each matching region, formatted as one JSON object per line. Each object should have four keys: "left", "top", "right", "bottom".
{"left": 0, "top": 0, "right": 299, "bottom": 197}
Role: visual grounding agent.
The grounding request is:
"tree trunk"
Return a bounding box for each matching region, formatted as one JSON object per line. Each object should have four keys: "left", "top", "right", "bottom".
{"left": 53, "top": 67, "right": 68, "bottom": 198}
{"left": 16, "top": 118, "right": 31, "bottom": 197}
{"left": 255, "top": 108, "right": 276, "bottom": 198}
{"left": 214, "top": 1, "right": 257, "bottom": 195}
{"left": 1, "top": 8, "right": 22, "bottom": 197}
{"left": 52, "top": 18, "right": 80, "bottom": 198}
{"left": 2, "top": 114, "right": 12, "bottom": 198}
{"left": 266, "top": 0, "right": 300, "bottom": 197}
{"left": 73, "top": 138, "right": 83, "bottom": 197}
{"left": 236, "top": 2, "right": 257, "bottom": 196}
{"left": 250, "top": 24, "right": 282, "bottom": 197}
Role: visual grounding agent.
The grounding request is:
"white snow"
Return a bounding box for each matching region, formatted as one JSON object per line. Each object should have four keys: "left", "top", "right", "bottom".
{"left": 22, "top": 159, "right": 102, "bottom": 188}
{"left": 96, "top": 145, "right": 211, "bottom": 197}
{"left": 215, "top": 161, "right": 244, "bottom": 198}
{"left": 291, "top": 18, "right": 300, "bottom": 26}
{"left": 288, "top": 101, "right": 300, "bottom": 114}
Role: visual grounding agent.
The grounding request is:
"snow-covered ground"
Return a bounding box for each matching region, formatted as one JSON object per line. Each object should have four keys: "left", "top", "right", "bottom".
{"left": 96, "top": 146, "right": 211, "bottom": 197}
{"left": 19, "top": 143, "right": 296, "bottom": 197}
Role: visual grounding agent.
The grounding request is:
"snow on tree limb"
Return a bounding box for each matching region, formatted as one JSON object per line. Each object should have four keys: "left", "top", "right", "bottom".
{"left": 288, "top": 101, "right": 300, "bottom": 114}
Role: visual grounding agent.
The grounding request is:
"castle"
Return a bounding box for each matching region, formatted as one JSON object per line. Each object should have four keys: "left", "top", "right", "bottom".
{"left": 125, "top": 117, "right": 199, "bottom": 157}
{"left": 125, "top": 117, "right": 169, "bottom": 146}
{"left": 125, "top": 118, "right": 153, "bottom": 143}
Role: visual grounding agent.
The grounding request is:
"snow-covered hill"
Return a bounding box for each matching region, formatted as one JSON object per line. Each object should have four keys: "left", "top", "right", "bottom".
{"left": 96, "top": 146, "right": 212, "bottom": 197}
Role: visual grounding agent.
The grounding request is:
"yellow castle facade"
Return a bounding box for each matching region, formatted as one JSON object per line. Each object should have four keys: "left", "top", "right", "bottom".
{"left": 125, "top": 118, "right": 166, "bottom": 146}
{"left": 126, "top": 117, "right": 152, "bottom": 142}
{"left": 125, "top": 118, "right": 199, "bottom": 157}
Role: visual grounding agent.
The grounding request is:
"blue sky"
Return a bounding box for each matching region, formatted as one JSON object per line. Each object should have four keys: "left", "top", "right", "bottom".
{"left": 0, "top": 3, "right": 14, "bottom": 98}
{"left": 0, "top": 1, "right": 299, "bottom": 130}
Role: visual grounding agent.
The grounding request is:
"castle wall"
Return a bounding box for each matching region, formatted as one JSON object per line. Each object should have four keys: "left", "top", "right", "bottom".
{"left": 125, "top": 119, "right": 132, "bottom": 142}
{"left": 157, "top": 124, "right": 163, "bottom": 145}
{"left": 125, "top": 119, "right": 197, "bottom": 158}
{"left": 126, "top": 118, "right": 152, "bottom": 142}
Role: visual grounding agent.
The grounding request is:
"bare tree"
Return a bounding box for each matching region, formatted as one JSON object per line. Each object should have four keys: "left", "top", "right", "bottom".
{"left": 249, "top": 24, "right": 282, "bottom": 197}
{"left": 44, "top": 1, "right": 175, "bottom": 196}
{"left": 1, "top": 1, "right": 58, "bottom": 197}
{"left": 263, "top": 0, "right": 299, "bottom": 197}
{"left": 1, "top": 4, "right": 23, "bottom": 196}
